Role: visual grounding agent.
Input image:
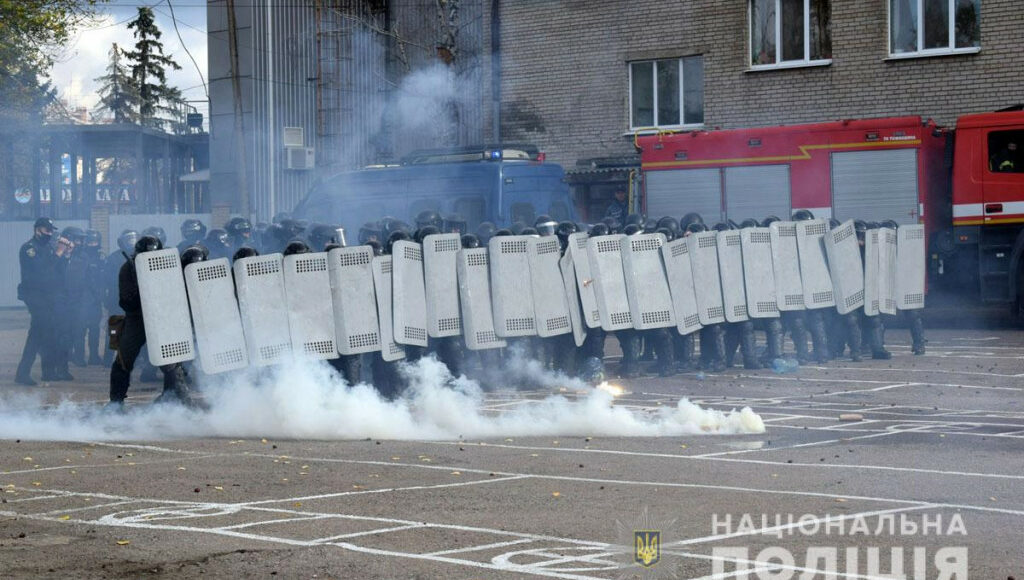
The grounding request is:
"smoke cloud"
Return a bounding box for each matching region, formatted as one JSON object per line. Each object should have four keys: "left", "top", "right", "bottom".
{"left": 0, "top": 357, "right": 764, "bottom": 442}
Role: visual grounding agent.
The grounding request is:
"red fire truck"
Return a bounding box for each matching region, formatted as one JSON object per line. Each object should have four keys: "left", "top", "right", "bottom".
{"left": 635, "top": 109, "right": 1024, "bottom": 313}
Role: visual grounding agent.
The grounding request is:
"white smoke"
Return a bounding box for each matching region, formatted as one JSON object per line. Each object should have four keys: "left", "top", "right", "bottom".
{"left": 0, "top": 357, "right": 764, "bottom": 442}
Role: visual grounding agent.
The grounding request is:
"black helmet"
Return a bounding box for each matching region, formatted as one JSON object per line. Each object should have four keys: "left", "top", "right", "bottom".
{"left": 386, "top": 231, "right": 411, "bottom": 254}
{"left": 142, "top": 226, "right": 167, "bottom": 245}
{"left": 364, "top": 239, "right": 383, "bottom": 256}
{"left": 205, "top": 229, "right": 230, "bottom": 249}
{"left": 134, "top": 235, "right": 162, "bottom": 256}
{"left": 461, "top": 234, "right": 481, "bottom": 249}
{"left": 181, "top": 245, "right": 209, "bottom": 267}
{"left": 509, "top": 221, "right": 527, "bottom": 235}
{"left": 358, "top": 222, "right": 381, "bottom": 244}
{"left": 624, "top": 213, "right": 645, "bottom": 228}
{"left": 880, "top": 219, "right": 899, "bottom": 230}
{"left": 655, "top": 226, "right": 675, "bottom": 242}
{"left": 271, "top": 211, "right": 292, "bottom": 225}
{"left": 492, "top": 228, "right": 514, "bottom": 237}
{"left": 534, "top": 215, "right": 558, "bottom": 236}
{"left": 224, "top": 217, "right": 253, "bottom": 242}
{"left": 279, "top": 219, "right": 305, "bottom": 239}
{"left": 602, "top": 216, "right": 621, "bottom": 233}
{"left": 680, "top": 212, "right": 704, "bottom": 229}
{"left": 324, "top": 242, "right": 343, "bottom": 252}
{"left": 685, "top": 222, "right": 707, "bottom": 234}
{"left": 589, "top": 223, "right": 610, "bottom": 237}
{"left": 643, "top": 218, "right": 659, "bottom": 234}
{"left": 283, "top": 240, "right": 311, "bottom": 256}
{"left": 232, "top": 247, "right": 260, "bottom": 261}
{"left": 866, "top": 221, "right": 881, "bottom": 229}
{"left": 854, "top": 219, "right": 869, "bottom": 235}
{"left": 443, "top": 214, "right": 467, "bottom": 235}
{"left": 519, "top": 226, "right": 538, "bottom": 236}
{"left": 85, "top": 229, "right": 102, "bottom": 247}
{"left": 117, "top": 229, "right": 139, "bottom": 255}
{"left": 829, "top": 218, "right": 841, "bottom": 229}
{"left": 711, "top": 222, "right": 731, "bottom": 232}
{"left": 656, "top": 216, "right": 680, "bottom": 235}
{"left": 555, "top": 220, "right": 578, "bottom": 238}
{"left": 33, "top": 217, "right": 55, "bottom": 232}
{"left": 414, "top": 225, "right": 440, "bottom": 243}
{"left": 61, "top": 226, "right": 85, "bottom": 243}
{"left": 309, "top": 224, "right": 338, "bottom": 251}
{"left": 791, "top": 209, "right": 815, "bottom": 221}
{"left": 180, "top": 218, "right": 207, "bottom": 243}
{"left": 739, "top": 218, "right": 760, "bottom": 229}
{"left": 762, "top": 215, "right": 781, "bottom": 228}
{"left": 476, "top": 221, "right": 497, "bottom": 244}
{"left": 623, "top": 223, "right": 641, "bottom": 236}
{"left": 415, "top": 209, "right": 443, "bottom": 230}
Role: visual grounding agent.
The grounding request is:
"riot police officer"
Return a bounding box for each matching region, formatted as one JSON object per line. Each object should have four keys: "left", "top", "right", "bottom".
{"left": 205, "top": 229, "right": 232, "bottom": 260}
{"left": 791, "top": 209, "right": 830, "bottom": 363}
{"left": 308, "top": 224, "right": 339, "bottom": 251}
{"left": 77, "top": 230, "right": 106, "bottom": 365}
{"left": 16, "top": 218, "right": 63, "bottom": 385}
{"left": 224, "top": 217, "right": 254, "bottom": 251}
{"left": 415, "top": 210, "right": 443, "bottom": 231}
{"left": 443, "top": 214, "right": 467, "bottom": 235}
{"left": 142, "top": 226, "right": 167, "bottom": 247}
{"left": 177, "top": 219, "right": 207, "bottom": 254}
{"left": 55, "top": 227, "right": 85, "bottom": 374}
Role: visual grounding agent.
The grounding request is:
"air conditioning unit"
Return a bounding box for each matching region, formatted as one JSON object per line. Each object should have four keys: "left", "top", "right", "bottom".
{"left": 283, "top": 126, "right": 304, "bottom": 148}
{"left": 285, "top": 147, "right": 315, "bottom": 170}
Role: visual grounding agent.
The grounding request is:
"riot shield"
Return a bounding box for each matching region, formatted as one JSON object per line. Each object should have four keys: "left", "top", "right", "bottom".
{"left": 135, "top": 248, "right": 195, "bottom": 366}
{"left": 371, "top": 255, "right": 406, "bottom": 362}
{"left": 863, "top": 228, "right": 881, "bottom": 317}
{"left": 662, "top": 238, "right": 703, "bottom": 336}
{"left": 456, "top": 248, "right": 507, "bottom": 351}
{"left": 879, "top": 227, "right": 898, "bottom": 315}
{"left": 559, "top": 250, "right": 587, "bottom": 347}
{"left": 769, "top": 221, "right": 805, "bottom": 311}
{"left": 184, "top": 258, "right": 248, "bottom": 374}
{"left": 283, "top": 252, "right": 338, "bottom": 360}
{"left": 328, "top": 246, "right": 381, "bottom": 355}
{"left": 716, "top": 230, "right": 749, "bottom": 322}
{"left": 233, "top": 254, "right": 292, "bottom": 366}
{"left": 392, "top": 240, "right": 429, "bottom": 347}
{"left": 740, "top": 227, "right": 780, "bottom": 319}
{"left": 423, "top": 233, "right": 462, "bottom": 338}
{"left": 896, "top": 224, "right": 926, "bottom": 310}
{"left": 621, "top": 233, "right": 675, "bottom": 330}
{"left": 796, "top": 219, "right": 835, "bottom": 310}
{"left": 528, "top": 236, "right": 572, "bottom": 337}
{"left": 685, "top": 231, "right": 726, "bottom": 325}
{"left": 567, "top": 232, "right": 601, "bottom": 328}
{"left": 587, "top": 234, "right": 633, "bottom": 331}
{"left": 489, "top": 235, "right": 537, "bottom": 337}
{"left": 823, "top": 220, "right": 865, "bottom": 315}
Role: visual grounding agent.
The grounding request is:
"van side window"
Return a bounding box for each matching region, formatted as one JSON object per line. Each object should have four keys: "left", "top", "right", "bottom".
{"left": 510, "top": 203, "right": 536, "bottom": 225}
{"left": 988, "top": 130, "right": 1024, "bottom": 173}
{"left": 548, "top": 201, "right": 570, "bottom": 222}
{"left": 454, "top": 197, "right": 486, "bottom": 230}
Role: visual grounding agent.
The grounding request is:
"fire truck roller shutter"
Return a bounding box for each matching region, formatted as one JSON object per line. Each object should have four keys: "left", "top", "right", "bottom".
{"left": 724, "top": 165, "right": 792, "bottom": 223}
{"left": 645, "top": 168, "right": 723, "bottom": 224}
{"left": 831, "top": 149, "right": 919, "bottom": 225}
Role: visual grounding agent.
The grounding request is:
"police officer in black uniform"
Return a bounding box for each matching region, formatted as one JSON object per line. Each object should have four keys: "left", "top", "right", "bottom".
{"left": 57, "top": 227, "right": 86, "bottom": 372}
{"left": 103, "top": 229, "right": 138, "bottom": 365}
{"left": 791, "top": 209, "right": 829, "bottom": 363}
{"left": 177, "top": 219, "right": 207, "bottom": 254}
{"left": 77, "top": 230, "right": 106, "bottom": 365}
{"left": 16, "top": 218, "right": 64, "bottom": 385}
{"left": 205, "top": 229, "right": 232, "bottom": 260}
{"left": 225, "top": 217, "right": 254, "bottom": 252}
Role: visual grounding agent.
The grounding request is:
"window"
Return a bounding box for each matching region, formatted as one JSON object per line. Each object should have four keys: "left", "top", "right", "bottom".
{"left": 890, "top": 0, "right": 980, "bottom": 56}
{"left": 629, "top": 56, "right": 703, "bottom": 130}
{"left": 988, "top": 131, "right": 1024, "bottom": 173}
{"left": 510, "top": 202, "right": 536, "bottom": 225}
{"left": 750, "top": 0, "right": 832, "bottom": 68}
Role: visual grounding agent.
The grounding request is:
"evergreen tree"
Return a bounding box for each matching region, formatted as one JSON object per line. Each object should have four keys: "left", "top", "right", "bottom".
{"left": 124, "top": 6, "right": 181, "bottom": 130}
{"left": 93, "top": 43, "right": 139, "bottom": 123}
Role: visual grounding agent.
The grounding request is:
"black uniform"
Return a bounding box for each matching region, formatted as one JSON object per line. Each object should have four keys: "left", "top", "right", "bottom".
{"left": 16, "top": 236, "right": 60, "bottom": 382}
{"left": 76, "top": 245, "right": 106, "bottom": 365}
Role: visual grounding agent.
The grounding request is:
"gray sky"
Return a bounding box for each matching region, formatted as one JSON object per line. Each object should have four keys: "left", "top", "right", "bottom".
{"left": 49, "top": 0, "right": 209, "bottom": 122}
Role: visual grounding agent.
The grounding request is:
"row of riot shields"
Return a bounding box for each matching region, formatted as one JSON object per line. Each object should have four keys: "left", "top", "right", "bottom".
{"left": 133, "top": 221, "right": 926, "bottom": 375}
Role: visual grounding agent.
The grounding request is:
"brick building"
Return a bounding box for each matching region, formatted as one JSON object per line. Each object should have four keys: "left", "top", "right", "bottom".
{"left": 495, "top": 0, "right": 1021, "bottom": 216}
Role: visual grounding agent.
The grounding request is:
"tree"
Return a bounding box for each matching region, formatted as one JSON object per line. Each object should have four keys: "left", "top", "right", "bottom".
{"left": 124, "top": 6, "right": 181, "bottom": 130}
{"left": 93, "top": 43, "right": 139, "bottom": 123}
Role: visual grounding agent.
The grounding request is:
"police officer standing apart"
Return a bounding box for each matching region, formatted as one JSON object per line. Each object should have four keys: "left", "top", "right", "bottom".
{"left": 16, "top": 218, "right": 66, "bottom": 385}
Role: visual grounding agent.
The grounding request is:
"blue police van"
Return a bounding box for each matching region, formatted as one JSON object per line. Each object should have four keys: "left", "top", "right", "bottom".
{"left": 292, "top": 145, "right": 576, "bottom": 233}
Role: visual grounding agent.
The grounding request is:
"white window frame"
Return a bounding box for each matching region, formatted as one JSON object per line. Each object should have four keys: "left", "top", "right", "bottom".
{"left": 627, "top": 57, "right": 703, "bottom": 132}
{"left": 748, "top": 0, "right": 832, "bottom": 71}
{"left": 887, "top": 0, "right": 981, "bottom": 59}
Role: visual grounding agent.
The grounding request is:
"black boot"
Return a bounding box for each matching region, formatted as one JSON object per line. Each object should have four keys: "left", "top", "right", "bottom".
{"left": 741, "top": 321, "right": 761, "bottom": 369}
{"left": 763, "top": 318, "right": 784, "bottom": 364}
{"left": 845, "top": 313, "right": 863, "bottom": 362}
{"left": 674, "top": 333, "right": 695, "bottom": 372}
{"left": 788, "top": 313, "right": 810, "bottom": 364}
{"left": 872, "top": 322, "right": 892, "bottom": 359}
{"left": 909, "top": 311, "right": 926, "bottom": 355}
{"left": 808, "top": 310, "right": 830, "bottom": 364}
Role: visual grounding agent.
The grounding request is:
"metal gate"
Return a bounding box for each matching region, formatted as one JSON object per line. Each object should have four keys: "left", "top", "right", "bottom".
{"left": 831, "top": 149, "right": 919, "bottom": 224}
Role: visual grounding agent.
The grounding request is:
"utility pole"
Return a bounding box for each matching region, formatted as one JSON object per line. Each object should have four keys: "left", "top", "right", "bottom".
{"left": 226, "top": 0, "right": 250, "bottom": 217}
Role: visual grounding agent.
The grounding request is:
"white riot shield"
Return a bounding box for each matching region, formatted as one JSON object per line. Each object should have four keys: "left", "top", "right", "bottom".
{"left": 328, "top": 246, "right": 381, "bottom": 355}
{"left": 587, "top": 234, "right": 633, "bottom": 331}
{"left": 371, "top": 256, "right": 406, "bottom": 362}
{"left": 879, "top": 227, "right": 898, "bottom": 315}
{"left": 489, "top": 236, "right": 537, "bottom": 337}
{"left": 717, "top": 230, "right": 749, "bottom": 323}
{"left": 528, "top": 236, "right": 572, "bottom": 337}
{"left": 136, "top": 248, "right": 195, "bottom": 365}
{"left": 740, "top": 228, "right": 780, "bottom": 319}
{"left": 568, "top": 233, "right": 601, "bottom": 328}
{"left": 796, "top": 219, "right": 836, "bottom": 310}
{"left": 392, "top": 240, "right": 429, "bottom": 347}
{"left": 769, "top": 221, "right": 805, "bottom": 311}
{"left": 456, "top": 248, "right": 507, "bottom": 351}
{"left": 686, "top": 232, "right": 726, "bottom": 325}
{"left": 283, "top": 253, "right": 338, "bottom": 360}
{"left": 823, "top": 220, "right": 866, "bottom": 315}
{"left": 863, "top": 229, "right": 881, "bottom": 317}
{"left": 621, "top": 233, "right": 675, "bottom": 330}
{"left": 559, "top": 250, "right": 587, "bottom": 347}
{"left": 896, "top": 224, "right": 926, "bottom": 310}
{"left": 423, "top": 233, "right": 462, "bottom": 338}
{"left": 233, "top": 254, "right": 292, "bottom": 366}
{"left": 184, "top": 258, "right": 248, "bottom": 374}
{"left": 662, "top": 239, "right": 703, "bottom": 335}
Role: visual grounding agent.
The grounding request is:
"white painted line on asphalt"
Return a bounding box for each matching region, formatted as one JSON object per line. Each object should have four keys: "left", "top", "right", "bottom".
{"left": 34, "top": 500, "right": 140, "bottom": 516}
{"left": 312, "top": 524, "right": 425, "bottom": 542}
{"left": 216, "top": 515, "right": 333, "bottom": 530}
{"left": 239, "top": 474, "right": 530, "bottom": 506}
{"left": 423, "top": 537, "right": 535, "bottom": 556}
{"left": 691, "top": 429, "right": 908, "bottom": 457}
